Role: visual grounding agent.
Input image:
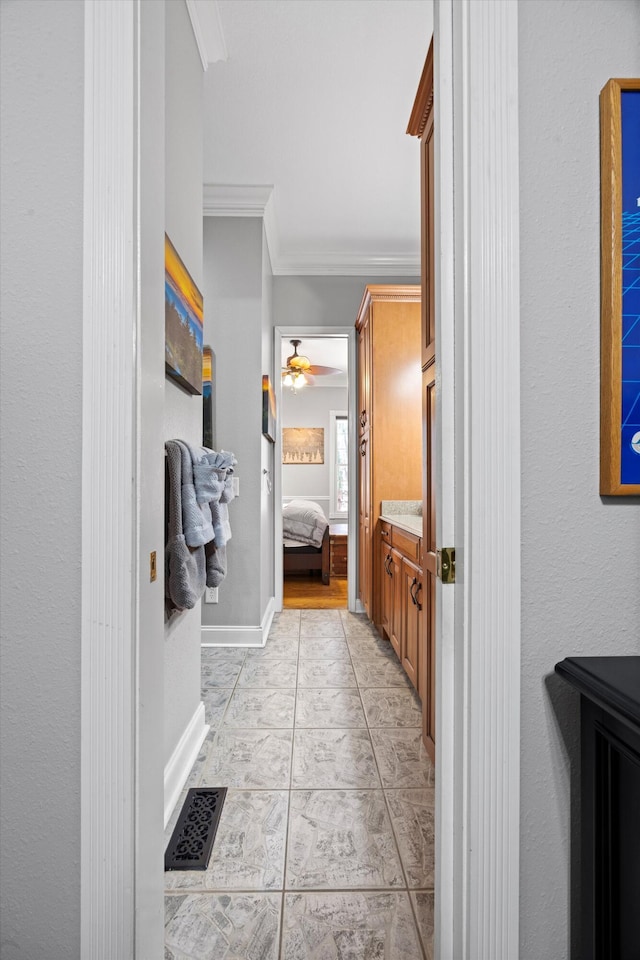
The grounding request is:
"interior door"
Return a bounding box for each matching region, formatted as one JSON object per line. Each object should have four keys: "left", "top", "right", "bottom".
{"left": 408, "top": 38, "right": 436, "bottom": 762}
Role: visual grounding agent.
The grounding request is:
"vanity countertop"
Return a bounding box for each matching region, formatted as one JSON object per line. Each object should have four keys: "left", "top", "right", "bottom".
{"left": 379, "top": 513, "right": 423, "bottom": 537}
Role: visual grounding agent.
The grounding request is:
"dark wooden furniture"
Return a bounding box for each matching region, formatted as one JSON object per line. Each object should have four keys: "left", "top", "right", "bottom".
{"left": 329, "top": 523, "right": 347, "bottom": 578}
{"left": 555, "top": 656, "right": 640, "bottom": 960}
{"left": 283, "top": 526, "right": 330, "bottom": 585}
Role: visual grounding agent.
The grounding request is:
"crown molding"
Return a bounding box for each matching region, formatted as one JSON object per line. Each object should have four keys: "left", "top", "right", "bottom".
{"left": 203, "top": 183, "right": 274, "bottom": 216}
{"left": 272, "top": 251, "right": 420, "bottom": 277}
{"left": 202, "top": 184, "right": 419, "bottom": 276}
{"left": 186, "top": 0, "right": 227, "bottom": 72}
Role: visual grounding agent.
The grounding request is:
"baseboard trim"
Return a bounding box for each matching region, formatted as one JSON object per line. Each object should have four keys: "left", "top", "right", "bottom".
{"left": 201, "top": 597, "right": 276, "bottom": 648}
{"left": 163, "top": 701, "right": 209, "bottom": 828}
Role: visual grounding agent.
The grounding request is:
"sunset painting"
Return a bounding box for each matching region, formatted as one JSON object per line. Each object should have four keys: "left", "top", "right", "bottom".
{"left": 165, "top": 233, "right": 203, "bottom": 395}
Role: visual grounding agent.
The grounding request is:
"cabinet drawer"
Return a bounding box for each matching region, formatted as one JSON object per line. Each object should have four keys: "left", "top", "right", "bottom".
{"left": 380, "top": 521, "right": 392, "bottom": 544}
{"left": 391, "top": 527, "right": 420, "bottom": 562}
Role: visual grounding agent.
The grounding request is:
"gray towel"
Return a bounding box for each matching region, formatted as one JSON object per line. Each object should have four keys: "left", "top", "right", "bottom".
{"left": 165, "top": 441, "right": 206, "bottom": 610}
{"left": 174, "top": 440, "right": 214, "bottom": 547}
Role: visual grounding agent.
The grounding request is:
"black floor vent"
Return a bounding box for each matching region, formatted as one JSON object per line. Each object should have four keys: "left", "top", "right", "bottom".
{"left": 165, "top": 787, "right": 227, "bottom": 871}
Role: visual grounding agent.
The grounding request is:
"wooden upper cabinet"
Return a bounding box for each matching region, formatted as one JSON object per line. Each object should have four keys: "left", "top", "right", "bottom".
{"left": 356, "top": 285, "right": 422, "bottom": 625}
{"left": 407, "top": 39, "right": 434, "bottom": 372}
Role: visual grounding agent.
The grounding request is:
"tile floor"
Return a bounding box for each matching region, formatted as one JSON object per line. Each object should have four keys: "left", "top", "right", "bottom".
{"left": 165, "top": 609, "right": 435, "bottom": 960}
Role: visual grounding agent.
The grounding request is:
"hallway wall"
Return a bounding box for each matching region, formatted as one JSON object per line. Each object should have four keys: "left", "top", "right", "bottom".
{"left": 0, "top": 1, "right": 84, "bottom": 956}
{"left": 518, "top": 2, "right": 640, "bottom": 956}
{"left": 163, "top": 0, "right": 205, "bottom": 770}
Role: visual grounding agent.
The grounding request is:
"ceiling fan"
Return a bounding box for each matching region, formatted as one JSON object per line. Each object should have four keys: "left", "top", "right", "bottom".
{"left": 281, "top": 340, "right": 341, "bottom": 389}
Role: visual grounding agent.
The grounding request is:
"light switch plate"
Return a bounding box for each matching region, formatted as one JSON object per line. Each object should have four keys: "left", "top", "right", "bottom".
{"left": 205, "top": 587, "right": 218, "bottom": 603}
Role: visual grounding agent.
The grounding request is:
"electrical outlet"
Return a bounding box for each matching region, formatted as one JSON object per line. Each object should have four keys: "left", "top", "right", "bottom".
{"left": 205, "top": 587, "right": 218, "bottom": 603}
{"left": 232, "top": 476, "right": 240, "bottom": 497}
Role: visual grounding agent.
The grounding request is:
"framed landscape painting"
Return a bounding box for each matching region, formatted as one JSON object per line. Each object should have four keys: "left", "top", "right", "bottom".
{"left": 203, "top": 346, "right": 214, "bottom": 449}
{"left": 165, "top": 233, "right": 203, "bottom": 395}
{"left": 262, "top": 375, "right": 276, "bottom": 442}
{"left": 282, "top": 427, "right": 324, "bottom": 464}
{"left": 600, "top": 78, "right": 640, "bottom": 494}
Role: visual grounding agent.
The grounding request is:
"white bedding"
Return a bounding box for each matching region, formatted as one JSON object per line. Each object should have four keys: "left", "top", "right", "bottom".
{"left": 282, "top": 499, "right": 328, "bottom": 547}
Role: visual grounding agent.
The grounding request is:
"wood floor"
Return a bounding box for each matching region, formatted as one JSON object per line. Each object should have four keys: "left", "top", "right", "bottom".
{"left": 283, "top": 575, "right": 347, "bottom": 609}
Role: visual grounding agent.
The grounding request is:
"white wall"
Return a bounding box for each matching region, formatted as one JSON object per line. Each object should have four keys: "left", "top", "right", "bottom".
{"left": 518, "top": 2, "right": 640, "bottom": 957}
{"left": 261, "top": 228, "right": 275, "bottom": 614}
{"left": 0, "top": 1, "right": 84, "bottom": 955}
{"left": 273, "top": 275, "right": 419, "bottom": 330}
{"left": 282, "top": 385, "right": 349, "bottom": 517}
{"left": 164, "top": 0, "right": 204, "bottom": 767}
{"left": 202, "top": 217, "right": 266, "bottom": 629}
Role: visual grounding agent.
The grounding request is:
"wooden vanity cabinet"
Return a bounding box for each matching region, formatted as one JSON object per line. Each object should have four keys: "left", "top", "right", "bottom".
{"left": 378, "top": 520, "right": 422, "bottom": 694}
{"left": 401, "top": 557, "right": 422, "bottom": 692}
{"left": 356, "top": 285, "right": 422, "bottom": 625}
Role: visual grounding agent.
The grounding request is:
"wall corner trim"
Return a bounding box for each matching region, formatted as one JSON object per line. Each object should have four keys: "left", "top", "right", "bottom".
{"left": 163, "top": 702, "right": 209, "bottom": 828}
{"left": 185, "top": 0, "right": 228, "bottom": 71}
{"left": 201, "top": 597, "right": 276, "bottom": 648}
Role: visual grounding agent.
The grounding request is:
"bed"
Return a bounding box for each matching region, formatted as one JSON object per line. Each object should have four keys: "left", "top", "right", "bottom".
{"left": 282, "top": 499, "right": 330, "bottom": 585}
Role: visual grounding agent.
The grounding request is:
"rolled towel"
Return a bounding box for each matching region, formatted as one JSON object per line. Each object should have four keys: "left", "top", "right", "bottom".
{"left": 205, "top": 540, "right": 227, "bottom": 587}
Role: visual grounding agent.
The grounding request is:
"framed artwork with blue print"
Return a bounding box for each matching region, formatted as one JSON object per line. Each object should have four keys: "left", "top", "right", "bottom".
{"left": 600, "top": 78, "right": 640, "bottom": 495}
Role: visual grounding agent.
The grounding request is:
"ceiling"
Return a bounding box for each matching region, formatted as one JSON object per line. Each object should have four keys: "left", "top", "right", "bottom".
{"left": 202, "top": 0, "right": 433, "bottom": 275}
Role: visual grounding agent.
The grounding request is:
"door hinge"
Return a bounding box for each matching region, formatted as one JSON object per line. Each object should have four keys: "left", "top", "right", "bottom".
{"left": 437, "top": 547, "right": 456, "bottom": 584}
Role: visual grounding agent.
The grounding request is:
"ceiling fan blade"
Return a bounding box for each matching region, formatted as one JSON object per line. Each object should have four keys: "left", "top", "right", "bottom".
{"left": 306, "top": 364, "right": 342, "bottom": 376}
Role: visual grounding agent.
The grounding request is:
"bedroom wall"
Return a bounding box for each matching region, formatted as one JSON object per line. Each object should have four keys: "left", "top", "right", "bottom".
{"left": 163, "top": 0, "right": 205, "bottom": 772}
{"left": 282, "top": 385, "right": 349, "bottom": 518}
{"left": 518, "top": 2, "right": 640, "bottom": 956}
{"left": 0, "top": 2, "right": 84, "bottom": 954}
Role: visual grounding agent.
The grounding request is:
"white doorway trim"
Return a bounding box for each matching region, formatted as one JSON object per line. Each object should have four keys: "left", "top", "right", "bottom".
{"left": 274, "top": 326, "right": 357, "bottom": 612}
{"left": 434, "top": 1, "right": 521, "bottom": 957}
{"left": 81, "top": 1, "right": 138, "bottom": 956}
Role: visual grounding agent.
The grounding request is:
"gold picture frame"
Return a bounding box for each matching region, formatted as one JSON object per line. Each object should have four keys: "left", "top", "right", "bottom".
{"left": 600, "top": 78, "right": 640, "bottom": 495}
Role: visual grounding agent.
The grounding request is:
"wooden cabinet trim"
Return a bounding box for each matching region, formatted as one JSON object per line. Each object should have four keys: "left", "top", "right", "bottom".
{"left": 406, "top": 39, "right": 434, "bottom": 139}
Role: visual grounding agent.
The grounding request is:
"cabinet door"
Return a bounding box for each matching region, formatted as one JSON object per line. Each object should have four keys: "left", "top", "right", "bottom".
{"left": 358, "top": 429, "right": 371, "bottom": 617}
{"left": 357, "top": 320, "right": 370, "bottom": 435}
{"left": 422, "top": 365, "right": 436, "bottom": 759}
{"left": 420, "top": 109, "right": 435, "bottom": 370}
{"left": 389, "top": 549, "right": 402, "bottom": 660}
{"left": 402, "top": 557, "right": 421, "bottom": 693}
{"left": 380, "top": 537, "right": 394, "bottom": 639}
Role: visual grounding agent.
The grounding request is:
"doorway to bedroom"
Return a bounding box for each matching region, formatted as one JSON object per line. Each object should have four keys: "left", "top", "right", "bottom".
{"left": 276, "top": 332, "right": 353, "bottom": 611}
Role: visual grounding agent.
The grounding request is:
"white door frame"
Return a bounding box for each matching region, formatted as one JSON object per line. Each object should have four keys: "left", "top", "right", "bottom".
{"left": 274, "top": 326, "right": 357, "bottom": 612}
{"left": 434, "top": 1, "right": 522, "bottom": 957}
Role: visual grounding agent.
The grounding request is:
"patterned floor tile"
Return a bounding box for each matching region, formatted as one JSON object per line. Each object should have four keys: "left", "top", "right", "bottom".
{"left": 299, "top": 621, "right": 346, "bottom": 639}
{"left": 298, "top": 636, "right": 351, "bottom": 660}
{"left": 370, "top": 728, "right": 434, "bottom": 789}
{"left": 352, "top": 658, "right": 412, "bottom": 688}
{"left": 237, "top": 658, "right": 298, "bottom": 688}
{"left": 360, "top": 687, "right": 422, "bottom": 727}
{"left": 295, "top": 688, "right": 366, "bottom": 728}
{"left": 201, "top": 660, "right": 244, "bottom": 690}
{"left": 286, "top": 789, "right": 404, "bottom": 889}
{"left": 164, "top": 790, "right": 288, "bottom": 892}
{"left": 201, "top": 646, "right": 247, "bottom": 663}
{"left": 165, "top": 892, "right": 281, "bottom": 960}
{"left": 202, "top": 689, "right": 234, "bottom": 729}
{"left": 223, "top": 689, "right": 296, "bottom": 728}
{"left": 345, "top": 632, "right": 398, "bottom": 661}
{"left": 301, "top": 609, "right": 342, "bottom": 621}
{"left": 281, "top": 891, "right": 424, "bottom": 960}
{"left": 267, "top": 620, "right": 301, "bottom": 638}
{"left": 246, "top": 634, "right": 300, "bottom": 659}
{"left": 200, "top": 729, "right": 293, "bottom": 789}
{"left": 385, "top": 787, "right": 435, "bottom": 888}
{"left": 411, "top": 890, "right": 435, "bottom": 960}
{"left": 297, "top": 659, "right": 357, "bottom": 688}
{"left": 292, "top": 728, "right": 380, "bottom": 789}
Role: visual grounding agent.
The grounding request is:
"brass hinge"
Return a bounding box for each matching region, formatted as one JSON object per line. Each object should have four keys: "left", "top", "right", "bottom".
{"left": 437, "top": 547, "right": 456, "bottom": 584}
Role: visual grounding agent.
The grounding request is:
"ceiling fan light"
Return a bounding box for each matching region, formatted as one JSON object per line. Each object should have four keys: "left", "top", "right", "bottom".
{"left": 283, "top": 373, "right": 293, "bottom": 387}
{"left": 293, "top": 372, "right": 306, "bottom": 388}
